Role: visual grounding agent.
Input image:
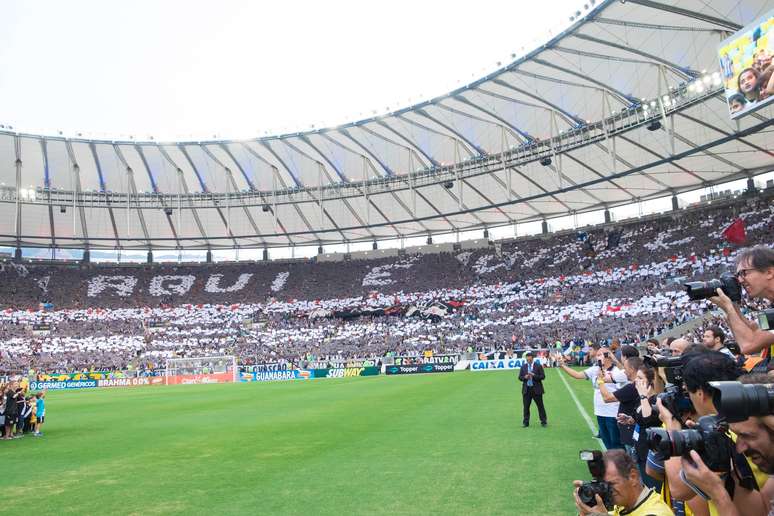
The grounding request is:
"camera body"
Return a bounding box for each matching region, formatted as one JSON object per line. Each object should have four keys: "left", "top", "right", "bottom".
{"left": 684, "top": 272, "right": 742, "bottom": 302}
{"left": 646, "top": 415, "right": 733, "bottom": 472}
{"left": 657, "top": 384, "right": 694, "bottom": 419}
{"left": 578, "top": 450, "right": 614, "bottom": 510}
{"left": 643, "top": 355, "right": 695, "bottom": 418}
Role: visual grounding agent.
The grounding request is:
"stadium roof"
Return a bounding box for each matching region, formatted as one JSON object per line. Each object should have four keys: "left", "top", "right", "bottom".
{"left": 0, "top": 0, "right": 772, "bottom": 250}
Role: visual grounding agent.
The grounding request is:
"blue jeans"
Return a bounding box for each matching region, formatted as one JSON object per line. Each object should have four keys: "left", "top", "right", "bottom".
{"left": 597, "top": 415, "right": 623, "bottom": 449}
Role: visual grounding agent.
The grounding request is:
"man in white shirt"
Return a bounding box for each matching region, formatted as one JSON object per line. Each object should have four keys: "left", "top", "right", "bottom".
{"left": 558, "top": 347, "right": 627, "bottom": 449}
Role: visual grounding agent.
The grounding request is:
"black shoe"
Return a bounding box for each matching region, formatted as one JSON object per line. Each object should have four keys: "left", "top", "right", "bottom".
{"left": 541, "top": 422, "right": 547, "bottom": 427}
{"left": 522, "top": 423, "right": 529, "bottom": 427}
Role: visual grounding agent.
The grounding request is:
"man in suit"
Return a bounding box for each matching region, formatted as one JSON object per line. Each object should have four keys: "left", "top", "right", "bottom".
{"left": 519, "top": 350, "right": 547, "bottom": 427}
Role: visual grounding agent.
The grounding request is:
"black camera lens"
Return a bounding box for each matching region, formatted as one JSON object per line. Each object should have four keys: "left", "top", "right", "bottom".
{"left": 710, "top": 381, "right": 774, "bottom": 423}
{"left": 684, "top": 272, "right": 742, "bottom": 302}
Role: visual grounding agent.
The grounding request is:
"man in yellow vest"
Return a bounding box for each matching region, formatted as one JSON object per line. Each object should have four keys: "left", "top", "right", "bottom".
{"left": 573, "top": 449, "right": 673, "bottom": 515}
{"left": 654, "top": 352, "right": 768, "bottom": 516}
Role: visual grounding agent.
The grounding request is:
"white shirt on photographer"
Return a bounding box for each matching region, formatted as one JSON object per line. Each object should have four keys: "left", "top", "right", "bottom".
{"left": 583, "top": 365, "right": 627, "bottom": 418}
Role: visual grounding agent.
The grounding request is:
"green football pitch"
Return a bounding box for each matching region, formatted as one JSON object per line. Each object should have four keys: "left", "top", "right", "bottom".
{"left": 0, "top": 370, "right": 599, "bottom": 515}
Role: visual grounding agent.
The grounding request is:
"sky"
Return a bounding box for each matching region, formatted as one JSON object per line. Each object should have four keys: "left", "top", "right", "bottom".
{"left": 0, "top": 0, "right": 585, "bottom": 140}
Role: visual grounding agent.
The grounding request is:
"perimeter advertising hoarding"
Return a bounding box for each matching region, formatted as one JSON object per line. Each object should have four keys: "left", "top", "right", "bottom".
{"left": 97, "top": 377, "right": 165, "bottom": 388}
{"left": 30, "top": 380, "right": 98, "bottom": 390}
{"left": 165, "top": 372, "right": 235, "bottom": 385}
{"left": 384, "top": 363, "right": 455, "bottom": 375}
{"left": 719, "top": 9, "right": 774, "bottom": 118}
{"left": 470, "top": 357, "right": 547, "bottom": 372}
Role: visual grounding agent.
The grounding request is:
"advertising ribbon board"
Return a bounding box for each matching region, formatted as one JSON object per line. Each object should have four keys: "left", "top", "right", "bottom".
{"left": 97, "top": 377, "right": 165, "bottom": 388}
{"left": 385, "top": 363, "right": 455, "bottom": 375}
{"left": 30, "top": 380, "right": 98, "bottom": 390}
{"left": 470, "top": 357, "right": 547, "bottom": 372}
{"left": 324, "top": 366, "right": 380, "bottom": 378}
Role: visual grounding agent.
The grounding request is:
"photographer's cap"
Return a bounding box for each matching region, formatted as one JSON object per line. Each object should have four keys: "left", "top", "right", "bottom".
{"left": 525, "top": 350, "right": 534, "bottom": 357}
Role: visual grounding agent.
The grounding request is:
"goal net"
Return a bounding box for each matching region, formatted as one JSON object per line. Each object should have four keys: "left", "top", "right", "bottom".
{"left": 164, "top": 355, "right": 237, "bottom": 385}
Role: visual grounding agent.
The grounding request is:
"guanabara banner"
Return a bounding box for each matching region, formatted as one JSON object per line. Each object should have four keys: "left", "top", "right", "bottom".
{"left": 470, "top": 357, "right": 548, "bottom": 372}
{"left": 384, "top": 363, "right": 455, "bottom": 375}
{"left": 240, "top": 369, "right": 314, "bottom": 382}
{"left": 240, "top": 367, "right": 380, "bottom": 382}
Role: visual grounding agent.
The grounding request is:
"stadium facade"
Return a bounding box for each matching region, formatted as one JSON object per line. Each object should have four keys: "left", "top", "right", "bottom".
{"left": 0, "top": 0, "right": 771, "bottom": 253}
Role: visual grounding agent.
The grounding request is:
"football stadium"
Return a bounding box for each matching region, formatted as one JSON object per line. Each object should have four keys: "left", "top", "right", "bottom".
{"left": 1, "top": 0, "right": 774, "bottom": 514}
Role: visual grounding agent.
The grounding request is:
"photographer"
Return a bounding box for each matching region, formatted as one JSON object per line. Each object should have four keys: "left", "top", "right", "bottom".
{"left": 681, "top": 373, "right": 774, "bottom": 516}
{"left": 599, "top": 357, "right": 643, "bottom": 456}
{"left": 573, "top": 449, "right": 673, "bottom": 515}
{"left": 614, "top": 363, "right": 662, "bottom": 490}
{"left": 557, "top": 347, "right": 627, "bottom": 450}
{"left": 655, "top": 351, "right": 766, "bottom": 516}
{"left": 709, "top": 246, "right": 774, "bottom": 357}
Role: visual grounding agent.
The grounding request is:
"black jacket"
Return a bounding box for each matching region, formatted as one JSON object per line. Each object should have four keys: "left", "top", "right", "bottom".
{"left": 518, "top": 361, "right": 545, "bottom": 395}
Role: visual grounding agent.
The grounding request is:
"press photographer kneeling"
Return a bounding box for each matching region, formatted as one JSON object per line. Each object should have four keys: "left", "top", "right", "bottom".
{"left": 647, "top": 351, "right": 768, "bottom": 516}
{"left": 573, "top": 449, "right": 673, "bottom": 515}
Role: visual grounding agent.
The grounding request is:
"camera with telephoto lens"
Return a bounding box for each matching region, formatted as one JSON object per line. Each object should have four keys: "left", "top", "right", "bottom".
{"left": 646, "top": 415, "right": 734, "bottom": 472}
{"left": 757, "top": 309, "right": 774, "bottom": 331}
{"left": 643, "top": 356, "right": 695, "bottom": 418}
{"left": 684, "top": 272, "right": 742, "bottom": 302}
{"left": 709, "top": 381, "right": 774, "bottom": 423}
{"left": 577, "top": 450, "right": 614, "bottom": 510}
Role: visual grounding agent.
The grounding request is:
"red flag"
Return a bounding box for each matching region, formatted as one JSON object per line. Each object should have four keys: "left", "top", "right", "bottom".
{"left": 722, "top": 218, "right": 746, "bottom": 245}
{"left": 722, "top": 247, "right": 731, "bottom": 257}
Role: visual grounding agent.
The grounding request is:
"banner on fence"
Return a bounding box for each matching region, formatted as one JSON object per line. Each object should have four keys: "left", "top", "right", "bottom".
{"left": 324, "top": 366, "right": 380, "bottom": 378}
{"left": 97, "top": 377, "right": 165, "bottom": 388}
{"left": 469, "top": 357, "right": 547, "bottom": 372}
{"left": 165, "top": 372, "right": 235, "bottom": 385}
{"left": 392, "top": 354, "right": 458, "bottom": 366}
{"left": 29, "top": 380, "right": 98, "bottom": 390}
{"left": 384, "top": 363, "right": 455, "bottom": 375}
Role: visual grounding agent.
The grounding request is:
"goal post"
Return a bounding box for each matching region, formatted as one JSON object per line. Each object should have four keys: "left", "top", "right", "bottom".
{"left": 164, "top": 355, "right": 237, "bottom": 385}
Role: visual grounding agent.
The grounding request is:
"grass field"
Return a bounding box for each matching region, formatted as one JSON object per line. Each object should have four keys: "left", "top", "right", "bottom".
{"left": 0, "top": 369, "right": 599, "bottom": 515}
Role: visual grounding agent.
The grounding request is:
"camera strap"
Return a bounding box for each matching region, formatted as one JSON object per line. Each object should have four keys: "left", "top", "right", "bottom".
{"left": 731, "top": 448, "right": 758, "bottom": 492}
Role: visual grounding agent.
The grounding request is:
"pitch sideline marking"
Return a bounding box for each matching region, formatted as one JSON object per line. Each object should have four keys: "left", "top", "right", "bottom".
{"left": 556, "top": 370, "right": 607, "bottom": 450}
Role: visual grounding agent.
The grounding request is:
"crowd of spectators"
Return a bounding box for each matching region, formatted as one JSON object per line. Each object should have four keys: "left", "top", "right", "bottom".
{"left": 0, "top": 193, "right": 771, "bottom": 377}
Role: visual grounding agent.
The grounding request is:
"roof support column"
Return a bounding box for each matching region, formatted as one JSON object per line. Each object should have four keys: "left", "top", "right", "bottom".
{"left": 271, "top": 166, "right": 278, "bottom": 233}
{"left": 14, "top": 153, "right": 22, "bottom": 247}
{"left": 601, "top": 91, "right": 618, "bottom": 175}
{"left": 362, "top": 156, "right": 370, "bottom": 225}
{"left": 454, "top": 139, "right": 463, "bottom": 211}
{"left": 318, "top": 162, "right": 324, "bottom": 229}
{"left": 502, "top": 126, "right": 512, "bottom": 202}
{"left": 409, "top": 149, "right": 416, "bottom": 216}
{"left": 549, "top": 111, "right": 562, "bottom": 188}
